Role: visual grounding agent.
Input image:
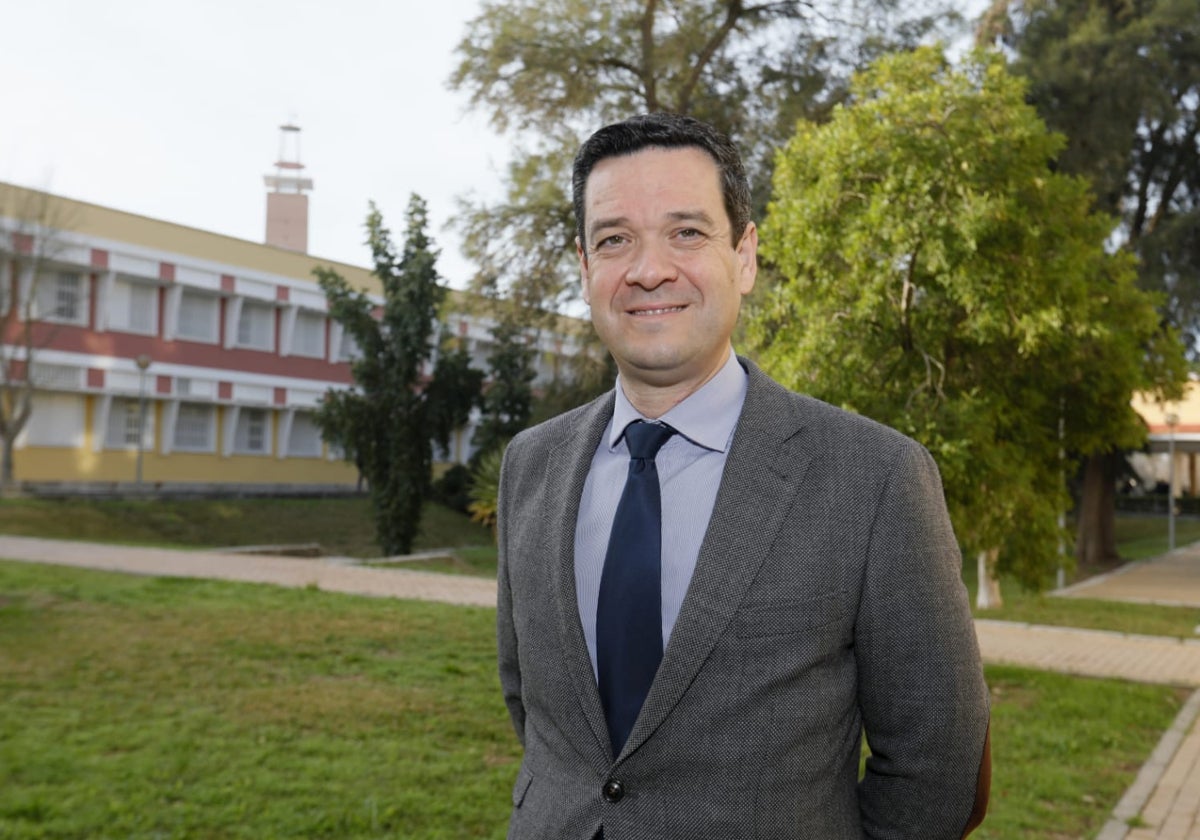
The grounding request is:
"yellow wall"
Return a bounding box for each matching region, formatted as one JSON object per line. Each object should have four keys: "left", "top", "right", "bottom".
{"left": 12, "top": 396, "right": 359, "bottom": 487}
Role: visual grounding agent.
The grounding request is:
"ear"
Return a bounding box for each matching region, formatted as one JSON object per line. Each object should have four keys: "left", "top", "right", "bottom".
{"left": 735, "top": 222, "right": 758, "bottom": 295}
{"left": 576, "top": 237, "right": 592, "bottom": 304}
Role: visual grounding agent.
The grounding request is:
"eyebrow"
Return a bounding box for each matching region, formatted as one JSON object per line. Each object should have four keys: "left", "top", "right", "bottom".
{"left": 587, "top": 209, "right": 719, "bottom": 244}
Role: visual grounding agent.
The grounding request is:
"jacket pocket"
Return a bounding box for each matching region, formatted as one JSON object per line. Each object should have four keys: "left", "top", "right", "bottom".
{"left": 734, "top": 591, "right": 845, "bottom": 638}
{"left": 512, "top": 764, "right": 534, "bottom": 807}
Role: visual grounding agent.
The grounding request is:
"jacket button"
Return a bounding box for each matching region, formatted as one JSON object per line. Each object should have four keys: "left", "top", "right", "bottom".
{"left": 602, "top": 780, "right": 625, "bottom": 803}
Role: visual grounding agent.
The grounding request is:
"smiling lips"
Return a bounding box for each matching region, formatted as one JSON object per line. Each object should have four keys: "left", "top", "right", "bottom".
{"left": 629, "top": 304, "right": 687, "bottom": 316}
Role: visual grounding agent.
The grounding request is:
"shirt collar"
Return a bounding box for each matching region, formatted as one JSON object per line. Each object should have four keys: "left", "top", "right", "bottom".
{"left": 608, "top": 350, "right": 748, "bottom": 453}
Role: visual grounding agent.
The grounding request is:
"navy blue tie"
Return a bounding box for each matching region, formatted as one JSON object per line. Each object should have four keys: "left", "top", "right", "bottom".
{"left": 596, "top": 420, "right": 675, "bottom": 756}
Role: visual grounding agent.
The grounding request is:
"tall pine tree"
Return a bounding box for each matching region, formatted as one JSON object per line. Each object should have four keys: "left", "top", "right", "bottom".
{"left": 315, "top": 195, "right": 480, "bottom": 556}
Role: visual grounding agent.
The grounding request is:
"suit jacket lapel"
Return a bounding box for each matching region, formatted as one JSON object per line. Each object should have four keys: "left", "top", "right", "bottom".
{"left": 544, "top": 391, "right": 616, "bottom": 762}
{"left": 625, "top": 360, "right": 815, "bottom": 756}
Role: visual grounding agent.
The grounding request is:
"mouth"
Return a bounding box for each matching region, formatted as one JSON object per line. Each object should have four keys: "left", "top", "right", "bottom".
{"left": 628, "top": 304, "right": 687, "bottom": 317}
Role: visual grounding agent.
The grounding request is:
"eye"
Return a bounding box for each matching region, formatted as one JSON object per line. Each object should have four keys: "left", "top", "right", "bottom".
{"left": 674, "top": 227, "right": 707, "bottom": 243}
{"left": 594, "top": 234, "right": 627, "bottom": 250}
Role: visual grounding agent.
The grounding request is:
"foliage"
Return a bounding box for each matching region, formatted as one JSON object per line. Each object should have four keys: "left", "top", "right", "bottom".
{"left": 467, "top": 445, "right": 506, "bottom": 536}
{"left": 315, "top": 196, "right": 481, "bottom": 556}
{"left": 472, "top": 311, "right": 537, "bottom": 461}
{"left": 427, "top": 330, "right": 486, "bottom": 457}
{"left": 751, "top": 47, "right": 1186, "bottom": 589}
{"left": 0, "top": 560, "right": 1186, "bottom": 840}
{"left": 975, "top": 0, "right": 1200, "bottom": 570}
{"left": 978, "top": 0, "right": 1200, "bottom": 353}
{"left": 448, "top": 0, "right": 964, "bottom": 314}
{"left": 432, "top": 464, "right": 474, "bottom": 515}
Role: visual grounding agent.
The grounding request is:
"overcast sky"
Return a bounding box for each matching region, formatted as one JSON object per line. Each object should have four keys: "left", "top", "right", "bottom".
{"left": 1, "top": 0, "right": 508, "bottom": 285}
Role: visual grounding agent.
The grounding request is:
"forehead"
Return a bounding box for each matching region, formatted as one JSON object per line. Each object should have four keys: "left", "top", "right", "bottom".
{"left": 584, "top": 146, "right": 723, "bottom": 218}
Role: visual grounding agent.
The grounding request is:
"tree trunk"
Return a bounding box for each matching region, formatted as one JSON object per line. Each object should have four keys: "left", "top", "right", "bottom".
{"left": 0, "top": 432, "right": 15, "bottom": 498}
{"left": 975, "top": 548, "right": 1003, "bottom": 609}
{"left": 1076, "top": 451, "right": 1119, "bottom": 571}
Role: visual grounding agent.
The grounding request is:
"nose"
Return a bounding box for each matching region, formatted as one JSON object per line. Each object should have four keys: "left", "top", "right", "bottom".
{"left": 624, "top": 239, "right": 677, "bottom": 290}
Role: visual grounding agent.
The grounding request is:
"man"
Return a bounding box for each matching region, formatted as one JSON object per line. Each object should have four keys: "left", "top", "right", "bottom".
{"left": 496, "top": 113, "right": 990, "bottom": 839}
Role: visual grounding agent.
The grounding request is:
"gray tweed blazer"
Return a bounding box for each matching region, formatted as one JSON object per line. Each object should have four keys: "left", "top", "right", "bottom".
{"left": 496, "top": 358, "right": 989, "bottom": 840}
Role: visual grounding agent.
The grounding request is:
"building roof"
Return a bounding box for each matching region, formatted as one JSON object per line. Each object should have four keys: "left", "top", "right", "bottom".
{"left": 0, "top": 180, "right": 380, "bottom": 296}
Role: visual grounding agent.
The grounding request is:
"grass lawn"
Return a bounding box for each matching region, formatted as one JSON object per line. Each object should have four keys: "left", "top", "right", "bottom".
{"left": 0, "top": 496, "right": 492, "bottom": 559}
{"left": 0, "top": 560, "right": 518, "bottom": 840}
{"left": 0, "top": 560, "right": 1189, "bottom": 840}
{"left": 1110, "top": 514, "right": 1200, "bottom": 561}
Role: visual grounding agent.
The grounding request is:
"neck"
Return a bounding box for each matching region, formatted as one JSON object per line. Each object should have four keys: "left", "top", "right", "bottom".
{"left": 619, "top": 349, "right": 732, "bottom": 419}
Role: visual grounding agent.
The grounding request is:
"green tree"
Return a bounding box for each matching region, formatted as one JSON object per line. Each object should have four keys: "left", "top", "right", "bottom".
{"left": 976, "top": 0, "right": 1200, "bottom": 569}
{"left": 472, "top": 309, "right": 537, "bottom": 461}
{"left": 426, "top": 327, "right": 486, "bottom": 460}
{"left": 315, "top": 196, "right": 480, "bottom": 556}
{"left": 449, "top": 0, "right": 962, "bottom": 317}
{"left": 750, "top": 47, "right": 1185, "bottom": 603}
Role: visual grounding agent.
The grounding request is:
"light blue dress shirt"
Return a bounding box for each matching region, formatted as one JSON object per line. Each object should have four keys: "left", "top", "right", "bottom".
{"left": 574, "top": 350, "right": 748, "bottom": 679}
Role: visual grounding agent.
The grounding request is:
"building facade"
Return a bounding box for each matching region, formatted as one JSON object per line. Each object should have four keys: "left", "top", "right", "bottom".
{"left": 0, "top": 179, "right": 578, "bottom": 495}
{"left": 1132, "top": 384, "right": 1200, "bottom": 499}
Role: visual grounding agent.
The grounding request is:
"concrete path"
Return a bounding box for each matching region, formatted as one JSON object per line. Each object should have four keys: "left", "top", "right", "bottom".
{"left": 0, "top": 534, "right": 496, "bottom": 607}
{"left": 1057, "top": 543, "right": 1200, "bottom": 609}
{"left": 2, "top": 533, "right": 1200, "bottom": 838}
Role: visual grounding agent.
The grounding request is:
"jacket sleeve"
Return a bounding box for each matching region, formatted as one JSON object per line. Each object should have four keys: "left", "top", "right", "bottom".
{"left": 855, "top": 440, "right": 991, "bottom": 839}
{"left": 496, "top": 437, "right": 526, "bottom": 745}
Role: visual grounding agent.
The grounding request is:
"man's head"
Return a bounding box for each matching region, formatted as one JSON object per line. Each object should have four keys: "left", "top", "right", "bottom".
{"left": 572, "top": 114, "right": 758, "bottom": 410}
{"left": 572, "top": 113, "right": 753, "bottom": 251}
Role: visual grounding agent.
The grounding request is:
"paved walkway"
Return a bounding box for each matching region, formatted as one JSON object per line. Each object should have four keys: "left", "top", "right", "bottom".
{"left": 1057, "top": 544, "right": 1200, "bottom": 609}
{"left": 2, "top": 534, "right": 1200, "bottom": 838}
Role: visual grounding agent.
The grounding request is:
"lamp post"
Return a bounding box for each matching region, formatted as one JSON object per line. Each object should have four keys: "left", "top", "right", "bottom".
{"left": 1167, "top": 411, "right": 1179, "bottom": 552}
{"left": 135, "top": 354, "right": 152, "bottom": 491}
{"left": 1056, "top": 402, "right": 1066, "bottom": 590}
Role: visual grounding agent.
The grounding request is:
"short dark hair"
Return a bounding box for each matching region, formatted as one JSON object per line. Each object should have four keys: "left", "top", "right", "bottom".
{"left": 571, "top": 113, "right": 752, "bottom": 250}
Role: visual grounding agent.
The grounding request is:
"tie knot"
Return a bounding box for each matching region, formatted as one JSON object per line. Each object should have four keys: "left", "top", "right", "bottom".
{"left": 624, "top": 421, "right": 675, "bottom": 461}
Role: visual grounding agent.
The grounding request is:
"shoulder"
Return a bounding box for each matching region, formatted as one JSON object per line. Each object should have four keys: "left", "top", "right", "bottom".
{"left": 738, "top": 358, "right": 943, "bottom": 499}
{"left": 741, "top": 357, "right": 921, "bottom": 460}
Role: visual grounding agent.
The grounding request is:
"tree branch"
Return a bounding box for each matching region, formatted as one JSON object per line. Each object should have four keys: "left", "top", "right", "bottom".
{"left": 677, "top": 0, "right": 747, "bottom": 113}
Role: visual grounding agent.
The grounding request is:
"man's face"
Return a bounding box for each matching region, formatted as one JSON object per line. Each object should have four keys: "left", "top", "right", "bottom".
{"left": 577, "top": 146, "right": 757, "bottom": 397}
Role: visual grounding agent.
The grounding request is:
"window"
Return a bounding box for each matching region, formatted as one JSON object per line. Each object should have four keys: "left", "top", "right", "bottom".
{"left": 20, "top": 393, "right": 85, "bottom": 447}
{"left": 173, "top": 403, "right": 215, "bottom": 452}
{"left": 28, "top": 362, "right": 83, "bottom": 390}
{"left": 35, "top": 272, "right": 87, "bottom": 325}
{"left": 234, "top": 408, "right": 271, "bottom": 455}
{"left": 292, "top": 311, "right": 326, "bottom": 358}
{"left": 236, "top": 300, "right": 275, "bottom": 350}
{"left": 105, "top": 398, "right": 154, "bottom": 449}
{"left": 287, "top": 412, "right": 323, "bottom": 457}
{"left": 107, "top": 278, "right": 158, "bottom": 335}
{"left": 177, "top": 289, "right": 219, "bottom": 343}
